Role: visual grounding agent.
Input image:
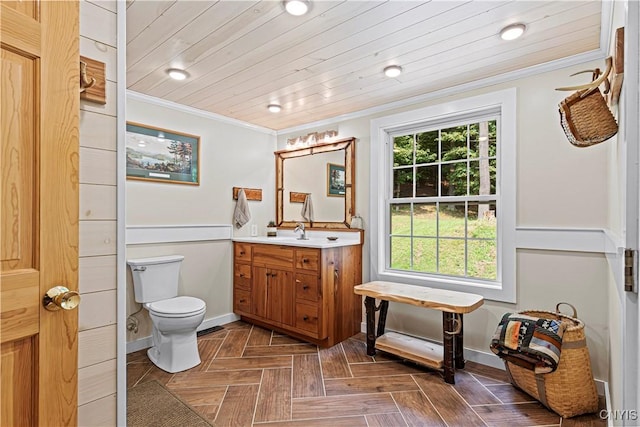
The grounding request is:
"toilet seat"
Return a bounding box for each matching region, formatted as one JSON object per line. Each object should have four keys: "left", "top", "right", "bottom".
{"left": 146, "top": 296, "right": 206, "bottom": 318}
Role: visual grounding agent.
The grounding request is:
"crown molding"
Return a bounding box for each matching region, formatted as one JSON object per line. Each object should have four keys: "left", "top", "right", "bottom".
{"left": 126, "top": 90, "right": 277, "bottom": 135}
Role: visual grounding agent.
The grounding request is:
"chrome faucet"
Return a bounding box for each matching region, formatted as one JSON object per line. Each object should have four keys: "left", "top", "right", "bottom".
{"left": 294, "top": 222, "right": 308, "bottom": 240}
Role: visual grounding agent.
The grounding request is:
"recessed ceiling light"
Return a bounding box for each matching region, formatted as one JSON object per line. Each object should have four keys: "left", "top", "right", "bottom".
{"left": 383, "top": 65, "right": 403, "bottom": 78}
{"left": 284, "top": 0, "right": 309, "bottom": 16}
{"left": 167, "top": 68, "right": 189, "bottom": 80}
{"left": 268, "top": 104, "right": 282, "bottom": 113}
{"left": 500, "top": 23, "right": 526, "bottom": 41}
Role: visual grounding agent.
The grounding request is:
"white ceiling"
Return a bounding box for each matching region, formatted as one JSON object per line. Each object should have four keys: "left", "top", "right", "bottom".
{"left": 126, "top": 0, "right": 604, "bottom": 131}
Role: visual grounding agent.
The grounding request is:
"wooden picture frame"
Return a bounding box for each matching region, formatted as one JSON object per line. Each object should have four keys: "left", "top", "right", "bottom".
{"left": 327, "top": 163, "right": 345, "bottom": 197}
{"left": 126, "top": 122, "right": 200, "bottom": 185}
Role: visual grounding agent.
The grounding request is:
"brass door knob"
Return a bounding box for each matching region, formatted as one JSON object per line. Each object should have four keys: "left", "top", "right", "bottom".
{"left": 43, "top": 286, "right": 81, "bottom": 311}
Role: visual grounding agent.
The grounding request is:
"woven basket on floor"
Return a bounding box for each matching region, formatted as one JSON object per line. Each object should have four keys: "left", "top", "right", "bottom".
{"left": 504, "top": 303, "right": 599, "bottom": 418}
{"left": 559, "top": 87, "right": 618, "bottom": 147}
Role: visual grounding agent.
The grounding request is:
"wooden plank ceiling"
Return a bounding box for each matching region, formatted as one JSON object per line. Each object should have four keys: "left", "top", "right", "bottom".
{"left": 126, "top": 0, "right": 602, "bottom": 131}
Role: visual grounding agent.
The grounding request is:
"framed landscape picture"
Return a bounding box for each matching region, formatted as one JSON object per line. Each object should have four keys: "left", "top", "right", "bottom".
{"left": 126, "top": 122, "right": 200, "bottom": 185}
{"left": 327, "top": 163, "right": 345, "bottom": 196}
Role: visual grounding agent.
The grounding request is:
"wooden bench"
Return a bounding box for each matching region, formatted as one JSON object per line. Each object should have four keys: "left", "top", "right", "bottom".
{"left": 353, "top": 281, "right": 484, "bottom": 384}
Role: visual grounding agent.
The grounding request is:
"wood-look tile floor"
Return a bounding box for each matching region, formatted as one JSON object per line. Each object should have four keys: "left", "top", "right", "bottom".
{"left": 127, "top": 321, "right": 605, "bottom": 427}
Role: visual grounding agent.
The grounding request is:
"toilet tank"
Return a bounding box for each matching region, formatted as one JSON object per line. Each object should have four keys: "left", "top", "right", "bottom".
{"left": 127, "top": 255, "right": 184, "bottom": 303}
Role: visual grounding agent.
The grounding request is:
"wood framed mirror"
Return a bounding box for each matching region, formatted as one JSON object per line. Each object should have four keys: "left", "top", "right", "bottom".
{"left": 276, "top": 137, "right": 355, "bottom": 228}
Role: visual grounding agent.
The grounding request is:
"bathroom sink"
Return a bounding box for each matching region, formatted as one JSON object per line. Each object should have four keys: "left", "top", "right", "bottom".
{"left": 232, "top": 234, "right": 360, "bottom": 248}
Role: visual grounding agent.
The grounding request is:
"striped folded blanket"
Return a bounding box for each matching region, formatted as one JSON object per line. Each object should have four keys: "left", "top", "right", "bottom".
{"left": 490, "top": 313, "right": 566, "bottom": 374}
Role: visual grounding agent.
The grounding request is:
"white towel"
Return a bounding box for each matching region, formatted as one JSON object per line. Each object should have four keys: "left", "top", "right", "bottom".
{"left": 233, "top": 188, "right": 251, "bottom": 228}
{"left": 301, "top": 194, "right": 314, "bottom": 222}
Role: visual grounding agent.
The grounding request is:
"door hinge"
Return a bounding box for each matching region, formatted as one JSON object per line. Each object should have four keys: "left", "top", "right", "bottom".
{"left": 624, "top": 248, "right": 637, "bottom": 293}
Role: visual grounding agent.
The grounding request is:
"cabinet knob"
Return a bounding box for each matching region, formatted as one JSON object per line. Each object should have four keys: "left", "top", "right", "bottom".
{"left": 302, "top": 258, "right": 309, "bottom": 263}
{"left": 239, "top": 273, "right": 245, "bottom": 277}
{"left": 239, "top": 299, "right": 246, "bottom": 303}
{"left": 240, "top": 251, "right": 245, "bottom": 255}
{"left": 302, "top": 285, "right": 309, "bottom": 290}
{"left": 334, "top": 269, "right": 339, "bottom": 278}
{"left": 303, "top": 315, "right": 309, "bottom": 321}
{"left": 272, "top": 273, "right": 277, "bottom": 277}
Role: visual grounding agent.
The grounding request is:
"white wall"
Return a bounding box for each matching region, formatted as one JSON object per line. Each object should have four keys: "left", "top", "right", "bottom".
{"left": 126, "top": 97, "right": 276, "bottom": 343}
{"left": 277, "top": 61, "right": 614, "bottom": 381}
{"left": 77, "top": 0, "right": 119, "bottom": 424}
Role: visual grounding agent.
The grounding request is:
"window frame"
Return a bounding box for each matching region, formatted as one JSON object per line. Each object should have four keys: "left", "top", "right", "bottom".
{"left": 370, "top": 89, "right": 517, "bottom": 303}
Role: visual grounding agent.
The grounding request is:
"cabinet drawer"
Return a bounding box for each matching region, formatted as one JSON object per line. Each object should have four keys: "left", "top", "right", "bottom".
{"left": 234, "top": 289, "right": 251, "bottom": 313}
{"left": 234, "top": 243, "right": 252, "bottom": 261}
{"left": 234, "top": 263, "right": 252, "bottom": 290}
{"left": 253, "top": 245, "right": 293, "bottom": 268}
{"left": 295, "top": 249, "right": 319, "bottom": 271}
{"left": 295, "top": 273, "right": 319, "bottom": 302}
{"left": 295, "top": 302, "right": 319, "bottom": 334}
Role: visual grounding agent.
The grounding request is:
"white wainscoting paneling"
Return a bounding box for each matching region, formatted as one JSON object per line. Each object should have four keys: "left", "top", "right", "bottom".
{"left": 78, "top": 394, "right": 117, "bottom": 427}
{"left": 78, "top": 359, "right": 117, "bottom": 406}
{"left": 126, "top": 224, "right": 232, "bottom": 245}
{"left": 515, "top": 227, "right": 620, "bottom": 254}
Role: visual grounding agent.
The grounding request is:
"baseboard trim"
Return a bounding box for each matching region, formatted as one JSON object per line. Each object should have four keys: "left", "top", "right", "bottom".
{"left": 126, "top": 312, "right": 240, "bottom": 354}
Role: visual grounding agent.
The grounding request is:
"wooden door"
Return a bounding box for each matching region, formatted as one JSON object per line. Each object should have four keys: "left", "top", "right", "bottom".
{"left": 266, "top": 268, "right": 293, "bottom": 326}
{"left": 1, "top": 1, "right": 80, "bottom": 426}
{"left": 252, "top": 266, "right": 268, "bottom": 318}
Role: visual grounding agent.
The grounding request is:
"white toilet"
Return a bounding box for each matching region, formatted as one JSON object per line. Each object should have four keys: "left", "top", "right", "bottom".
{"left": 127, "top": 255, "right": 206, "bottom": 373}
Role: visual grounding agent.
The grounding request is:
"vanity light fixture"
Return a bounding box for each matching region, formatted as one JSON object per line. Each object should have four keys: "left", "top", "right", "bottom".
{"left": 499, "top": 23, "right": 526, "bottom": 41}
{"left": 284, "top": 0, "right": 309, "bottom": 16}
{"left": 268, "top": 104, "right": 282, "bottom": 113}
{"left": 167, "top": 68, "right": 189, "bottom": 81}
{"left": 383, "top": 65, "right": 403, "bottom": 78}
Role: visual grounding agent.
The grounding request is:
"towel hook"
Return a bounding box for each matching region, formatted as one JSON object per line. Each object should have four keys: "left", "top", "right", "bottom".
{"left": 80, "top": 60, "right": 96, "bottom": 93}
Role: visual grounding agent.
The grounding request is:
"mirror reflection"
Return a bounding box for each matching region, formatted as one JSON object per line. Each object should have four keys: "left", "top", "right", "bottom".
{"left": 276, "top": 138, "right": 355, "bottom": 228}
{"left": 283, "top": 150, "right": 345, "bottom": 222}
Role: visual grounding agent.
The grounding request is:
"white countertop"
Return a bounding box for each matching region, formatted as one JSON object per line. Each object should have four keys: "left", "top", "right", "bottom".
{"left": 232, "top": 230, "right": 361, "bottom": 249}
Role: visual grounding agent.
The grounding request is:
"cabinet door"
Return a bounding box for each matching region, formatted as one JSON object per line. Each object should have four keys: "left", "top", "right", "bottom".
{"left": 295, "top": 249, "right": 320, "bottom": 271}
{"left": 234, "top": 289, "right": 251, "bottom": 313}
{"left": 266, "top": 268, "right": 294, "bottom": 326}
{"left": 252, "top": 266, "right": 268, "bottom": 318}
{"left": 295, "top": 273, "right": 320, "bottom": 302}
{"left": 234, "top": 263, "right": 252, "bottom": 290}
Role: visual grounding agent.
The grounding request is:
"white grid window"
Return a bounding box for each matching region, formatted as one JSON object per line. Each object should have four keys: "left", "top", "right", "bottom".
{"left": 370, "top": 89, "right": 516, "bottom": 302}
{"left": 389, "top": 118, "right": 498, "bottom": 281}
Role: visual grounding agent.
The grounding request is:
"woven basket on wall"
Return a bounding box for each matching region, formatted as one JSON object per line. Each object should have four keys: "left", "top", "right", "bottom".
{"left": 504, "top": 303, "right": 599, "bottom": 418}
{"left": 558, "top": 88, "right": 618, "bottom": 147}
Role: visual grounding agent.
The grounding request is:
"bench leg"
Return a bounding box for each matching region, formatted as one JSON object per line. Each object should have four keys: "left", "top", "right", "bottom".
{"left": 443, "top": 312, "right": 456, "bottom": 384}
{"left": 455, "top": 314, "right": 465, "bottom": 369}
{"left": 364, "top": 296, "right": 376, "bottom": 356}
{"left": 377, "top": 300, "right": 389, "bottom": 337}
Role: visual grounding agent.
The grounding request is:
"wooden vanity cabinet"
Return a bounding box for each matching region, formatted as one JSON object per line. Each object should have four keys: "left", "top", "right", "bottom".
{"left": 232, "top": 242, "right": 362, "bottom": 347}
